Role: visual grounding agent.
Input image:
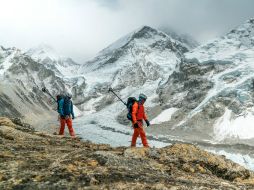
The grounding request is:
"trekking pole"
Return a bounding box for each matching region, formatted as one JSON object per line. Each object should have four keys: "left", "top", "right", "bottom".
{"left": 108, "top": 87, "right": 127, "bottom": 106}
{"left": 42, "top": 87, "right": 57, "bottom": 102}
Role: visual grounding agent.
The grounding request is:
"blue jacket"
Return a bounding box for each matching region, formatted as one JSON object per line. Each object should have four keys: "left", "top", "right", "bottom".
{"left": 58, "top": 98, "right": 74, "bottom": 118}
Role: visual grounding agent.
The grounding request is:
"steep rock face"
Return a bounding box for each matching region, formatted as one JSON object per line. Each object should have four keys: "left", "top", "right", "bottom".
{"left": 154, "top": 18, "right": 254, "bottom": 143}
{"left": 26, "top": 44, "right": 87, "bottom": 105}
{"left": 0, "top": 47, "right": 54, "bottom": 122}
{"left": 1, "top": 117, "right": 254, "bottom": 189}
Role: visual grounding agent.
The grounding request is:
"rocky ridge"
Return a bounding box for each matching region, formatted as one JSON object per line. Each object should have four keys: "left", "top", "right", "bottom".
{"left": 1, "top": 117, "right": 254, "bottom": 190}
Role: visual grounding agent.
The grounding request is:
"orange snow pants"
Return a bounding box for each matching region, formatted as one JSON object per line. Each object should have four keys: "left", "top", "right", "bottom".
{"left": 131, "top": 121, "right": 149, "bottom": 147}
{"left": 59, "top": 117, "right": 75, "bottom": 137}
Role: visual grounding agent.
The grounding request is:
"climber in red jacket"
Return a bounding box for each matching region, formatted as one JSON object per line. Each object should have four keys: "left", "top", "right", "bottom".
{"left": 131, "top": 93, "right": 150, "bottom": 147}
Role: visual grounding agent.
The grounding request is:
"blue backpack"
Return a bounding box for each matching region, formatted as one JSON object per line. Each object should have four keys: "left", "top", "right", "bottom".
{"left": 126, "top": 97, "right": 138, "bottom": 121}
{"left": 63, "top": 97, "right": 73, "bottom": 116}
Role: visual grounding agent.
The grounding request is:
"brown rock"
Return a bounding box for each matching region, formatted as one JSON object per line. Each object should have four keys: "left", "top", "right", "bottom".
{"left": 196, "top": 164, "right": 206, "bottom": 174}
{"left": 124, "top": 147, "right": 149, "bottom": 159}
{"left": 182, "top": 163, "right": 195, "bottom": 173}
{"left": 87, "top": 159, "right": 99, "bottom": 167}
{"left": 161, "top": 144, "right": 251, "bottom": 181}
{"left": 33, "top": 175, "right": 43, "bottom": 182}
{"left": 152, "top": 183, "right": 169, "bottom": 190}
{"left": 0, "top": 117, "right": 16, "bottom": 128}
{"left": 66, "top": 164, "right": 78, "bottom": 172}
{"left": 0, "top": 173, "right": 4, "bottom": 181}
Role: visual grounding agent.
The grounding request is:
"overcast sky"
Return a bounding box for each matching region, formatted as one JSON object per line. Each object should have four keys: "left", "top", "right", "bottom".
{"left": 0, "top": 0, "right": 254, "bottom": 62}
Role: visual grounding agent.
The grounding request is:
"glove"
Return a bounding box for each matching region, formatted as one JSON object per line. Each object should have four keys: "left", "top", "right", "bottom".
{"left": 72, "top": 116, "right": 75, "bottom": 120}
{"left": 145, "top": 120, "right": 150, "bottom": 127}
{"left": 134, "top": 123, "right": 139, "bottom": 128}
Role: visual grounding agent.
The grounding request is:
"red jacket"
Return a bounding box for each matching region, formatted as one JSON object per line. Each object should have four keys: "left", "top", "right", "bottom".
{"left": 132, "top": 102, "right": 148, "bottom": 123}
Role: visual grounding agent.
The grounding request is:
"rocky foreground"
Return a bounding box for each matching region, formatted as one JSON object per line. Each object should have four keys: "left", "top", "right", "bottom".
{"left": 1, "top": 117, "right": 254, "bottom": 190}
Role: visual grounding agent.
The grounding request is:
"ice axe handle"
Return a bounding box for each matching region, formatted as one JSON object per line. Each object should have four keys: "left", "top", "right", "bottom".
{"left": 108, "top": 88, "right": 127, "bottom": 106}
{"left": 41, "top": 87, "right": 57, "bottom": 103}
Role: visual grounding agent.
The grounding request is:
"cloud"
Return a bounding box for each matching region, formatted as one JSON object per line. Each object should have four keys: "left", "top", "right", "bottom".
{"left": 0, "top": 0, "right": 253, "bottom": 62}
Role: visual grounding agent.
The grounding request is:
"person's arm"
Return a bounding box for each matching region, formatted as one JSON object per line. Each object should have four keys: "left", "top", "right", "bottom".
{"left": 144, "top": 111, "right": 148, "bottom": 121}
{"left": 144, "top": 107, "right": 150, "bottom": 126}
{"left": 59, "top": 99, "right": 64, "bottom": 117}
{"left": 71, "top": 101, "right": 75, "bottom": 119}
{"left": 132, "top": 102, "right": 138, "bottom": 124}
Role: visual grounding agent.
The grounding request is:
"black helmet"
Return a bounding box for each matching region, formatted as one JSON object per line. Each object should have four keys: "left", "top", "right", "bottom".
{"left": 139, "top": 93, "right": 147, "bottom": 101}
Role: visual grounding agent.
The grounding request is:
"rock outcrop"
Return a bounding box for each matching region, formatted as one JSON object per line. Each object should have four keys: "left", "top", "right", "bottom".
{"left": 1, "top": 117, "right": 254, "bottom": 189}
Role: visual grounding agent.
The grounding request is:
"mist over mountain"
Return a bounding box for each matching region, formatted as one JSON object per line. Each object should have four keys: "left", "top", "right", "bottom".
{"left": 159, "top": 26, "right": 200, "bottom": 50}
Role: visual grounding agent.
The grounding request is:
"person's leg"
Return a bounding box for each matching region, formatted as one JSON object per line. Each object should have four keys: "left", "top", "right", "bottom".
{"left": 66, "top": 118, "right": 75, "bottom": 137}
{"left": 139, "top": 123, "right": 149, "bottom": 147}
{"left": 131, "top": 126, "right": 140, "bottom": 147}
{"left": 59, "top": 118, "right": 66, "bottom": 135}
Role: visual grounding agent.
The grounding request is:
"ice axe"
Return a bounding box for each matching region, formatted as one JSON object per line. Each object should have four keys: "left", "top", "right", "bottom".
{"left": 42, "top": 87, "right": 57, "bottom": 103}
{"left": 108, "top": 87, "right": 127, "bottom": 106}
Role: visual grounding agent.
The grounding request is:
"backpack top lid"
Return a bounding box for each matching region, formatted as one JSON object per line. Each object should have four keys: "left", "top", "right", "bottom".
{"left": 126, "top": 97, "right": 137, "bottom": 109}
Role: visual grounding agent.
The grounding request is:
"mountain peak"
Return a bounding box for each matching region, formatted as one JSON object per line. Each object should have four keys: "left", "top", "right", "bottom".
{"left": 129, "top": 25, "right": 163, "bottom": 37}
{"left": 98, "top": 26, "right": 169, "bottom": 56}
{"left": 30, "top": 43, "right": 57, "bottom": 54}
{"left": 131, "top": 25, "right": 164, "bottom": 39}
{"left": 246, "top": 18, "right": 254, "bottom": 25}
{"left": 239, "top": 18, "right": 254, "bottom": 29}
{"left": 227, "top": 18, "right": 254, "bottom": 41}
{"left": 36, "top": 43, "right": 55, "bottom": 51}
{"left": 26, "top": 43, "right": 60, "bottom": 61}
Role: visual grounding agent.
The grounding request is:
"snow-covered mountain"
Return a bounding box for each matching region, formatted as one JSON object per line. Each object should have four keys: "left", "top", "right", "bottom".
{"left": 26, "top": 44, "right": 86, "bottom": 104}
{"left": 0, "top": 45, "right": 84, "bottom": 125}
{"left": 154, "top": 18, "right": 254, "bottom": 144}
{"left": 26, "top": 44, "right": 79, "bottom": 77}
{"left": 78, "top": 26, "right": 188, "bottom": 117}
{"left": 74, "top": 19, "right": 254, "bottom": 147}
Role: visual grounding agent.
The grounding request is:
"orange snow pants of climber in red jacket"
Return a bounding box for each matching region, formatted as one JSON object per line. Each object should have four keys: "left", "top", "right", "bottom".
{"left": 131, "top": 102, "right": 149, "bottom": 147}
{"left": 131, "top": 120, "right": 149, "bottom": 147}
{"left": 59, "top": 117, "right": 75, "bottom": 137}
